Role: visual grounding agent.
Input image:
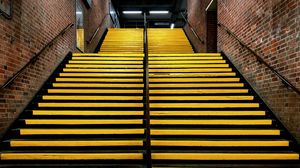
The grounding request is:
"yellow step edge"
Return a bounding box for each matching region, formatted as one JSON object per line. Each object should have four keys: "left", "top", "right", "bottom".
{"left": 72, "top": 57, "right": 144, "bottom": 60}
{"left": 150, "top": 111, "right": 265, "bottom": 116}
{"left": 72, "top": 53, "right": 144, "bottom": 57}
{"left": 53, "top": 83, "right": 144, "bottom": 88}
{"left": 63, "top": 68, "right": 143, "bottom": 73}
{"left": 151, "top": 153, "right": 299, "bottom": 160}
{"left": 151, "top": 140, "right": 289, "bottom": 147}
{"left": 149, "top": 57, "right": 222, "bottom": 60}
{"left": 149, "top": 68, "right": 232, "bottom": 72}
{"left": 25, "top": 119, "right": 143, "bottom": 125}
{"left": 56, "top": 78, "right": 143, "bottom": 82}
{"left": 149, "top": 60, "right": 226, "bottom": 64}
{"left": 149, "top": 73, "right": 236, "bottom": 77}
{"left": 68, "top": 61, "right": 143, "bottom": 64}
{"left": 32, "top": 110, "right": 144, "bottom": 116}
{"left": 10, "top": 140, "right": 144, "bottom": 147}
{"left": 149, "top": 53, "right": 221, "bottom": 57}
{"left": 43, "top": 95, "right": 143, "bottom": 101}
{"left": 150, "top": 89, "right": 248, "bottom": 94}
{"left": 150, "top": 78, "right": 240, "bottom": 83}
{"left": 150, "top": 119, "right": 272, "bottom": 125}
{"left": 1, "top": 153, "right": 143, "bottom": 160}
{"left": 149, "top": 64, "right": 229, "bottom": 68}
{"left": 150, "top": 96, "right": 253, "bottom": 101}
{"left": 59, "top": 73, "right": 143, "bottom": 77}
{"left": 65, "top": 64, "right": 143, "bottom": 68}
{"left": 150, "top": 103, "right": 259, "bottom": 108}
{"left": 38, "top": 103, "right": 143, "bottom": 108}
{"left": 150, "top": 83, "right": 244, "bottom": 88}
{"left": 48, "top": 89, "right": 143, "bottom": 94}
{"left": 19, "top": 129, "right": 145, "bottom": 135}
{"left": 151, "top": 129, "right": 280, "bottom": 135}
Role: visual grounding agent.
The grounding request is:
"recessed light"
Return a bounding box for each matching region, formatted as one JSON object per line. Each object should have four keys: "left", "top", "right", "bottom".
{"left": 123, "top": 11, "right": 142, "bottom": 14}
{"left": 150, "top": 11, "right": 169, "bottom": 14}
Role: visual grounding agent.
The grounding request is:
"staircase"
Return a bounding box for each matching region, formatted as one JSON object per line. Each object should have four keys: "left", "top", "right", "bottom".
{"left": 0, "top": 28, "right": 299, "bottom": 167}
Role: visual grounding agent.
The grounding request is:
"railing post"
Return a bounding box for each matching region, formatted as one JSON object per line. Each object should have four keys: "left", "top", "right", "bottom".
{"left": 143, "top": 12, "right": 152, "bottom": 168}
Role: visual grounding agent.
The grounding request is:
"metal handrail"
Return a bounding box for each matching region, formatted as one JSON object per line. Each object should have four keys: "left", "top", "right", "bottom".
{"left": 143, "top": 12, "right": 152, "bottom": 168}
{"left": 0, "top": 0, "right": 13, "bottom": 19}
{"left": 218, "top": 22, "right": 300, "bottom": 95}
{"left": 180, "top": 12, "right": 205, "bottom": 44}
{"left": 0, "top": 23, "right": 74, "bottom": 91}
{"left": 87, "top": 14, "right": 110, "bottom": 44}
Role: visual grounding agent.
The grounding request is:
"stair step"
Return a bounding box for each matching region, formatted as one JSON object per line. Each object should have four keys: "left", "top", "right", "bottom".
{"left": 149, "top": 78, "right": 240, "bottom": 83}
{"left": 151, "top": 153, "right": 299, "bottom": 160}
{"left": 63, "top": 68, "right": 144, "bottom": 72}
{"left": 149, "top": 96, "right": 253, "bottom": 101}
{"left": 150, "top": 119, "right": 272, "bottom": 125}
{"left": 149, "top": 57, "right": 223, "bottom": 60}
{"left": 149, "top": 89, "right": 248, "bottom": 94}
{"left": 149, "top": 60, "right": 226, "bottom": 64}
{"left": 149, "top": 64, "right": 229, "bottom": 68}
{"left": 149, "top": 68, "right": 232, "bottom": 72}
{"left": 32, "top": 110, "right": 144, "bottom": 116}
{"left": 150, "top": 103, "right": 259, "bottom": 108}
{"left": 151, "top": 140, "right": 289, "bottom": 147}
{"left": 47, "top": 89, "right": 143, "bottom": 94}
{"left": 42, "top": 95, "right": 143, "bottom": 101}
{"left": 18, "top": 129, "right": 145, "bottom": 135}
{"left": 65, "top": 64, "right": 143, "bottom": 68}
{"left": 150, "top": 111, "right": 265, "bottom": 116}
{"left": 68, "top": 61, "right": 143, "bottom": 64}
{"left": 72, "top": 53, "right": 144, "bottom": 57}
{"left": 24, "top": 119, "right": 143, "bottom": 125}
{"left": 0, "top": 153, "right": 143, "bottom": 160}
{"left": 149, "top": 83, "right": 244, "bottom": 88}
{"left": 59, "top": 73, "right": 143, "bottom": 77}
{"left": 150, "top": 129, "right": 280, "bottom": 136}
{"left": 9, "top": 140, "right": 144, "bottom": 147}
{"left": 149, "top": 73, "right": 236, "bottom": 77}
{"left": 53, "top": 83, "right": 144, "bottom": 88}
{"left": 56, "top": 78, "right": 143, "bottom": 82}
{"left": 38, "top": 103, "right": 143, "bottom": 108}
{"left": 72, "top": 57, "right": 144, "bottom": 60}
{"left": 148, "top": 53, "right": 221, "bottom": 57}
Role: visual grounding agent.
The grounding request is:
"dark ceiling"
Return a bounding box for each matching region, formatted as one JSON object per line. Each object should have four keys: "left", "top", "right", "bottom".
{"left": 111, "top": 0, "right": 186, "bottom": 28}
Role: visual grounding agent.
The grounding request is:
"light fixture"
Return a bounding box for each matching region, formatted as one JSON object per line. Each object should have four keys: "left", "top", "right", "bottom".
{"left": 170, "top": 23, "right": 175, "bottom": 29}
{"left": 149, "top": 11, "right": 169, "bottom": 14}
{"left": 122, "top": 11, "right": 142, "bottom": 14}
{"left": 76, "top": 11, "right": 82, "bottom": 14}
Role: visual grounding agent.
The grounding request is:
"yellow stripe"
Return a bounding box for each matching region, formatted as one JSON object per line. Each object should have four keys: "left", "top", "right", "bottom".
{"left": 25, "top": 119, "right": 143, "bottom": 125}
{"left": 38, "top": 103, "right": 143, "bottom": 108}
{"left": 149, "top": 60, "right": 226, "bottom": 64}
{"left": 149, "top": 53, "right": 221, "bottom": 57}
{"left": 48, "top": 89, "right": 143, "bottom": 94}
{"left": 63, "top": 68, "right": 143, "bottom": 73}
{"left": 19, "top": 129, "right": 145, "bottom": 135}
{"left": 72, "top": 57, "right": 143, "bottom": 60}
{"left": 151, "top": 129, "right": 280, "bottom": 135}
{"left": 150, "top": 78, "right": 240, "bottom": 82}
{"left": 150, "top": 96, "right": 253, "bottom": 101}
{"left": 150, "top": 83, "right": 244, "bottom": 88}
{"left": 65, "top": 64, "right": 143, "bottom": 68}
{"left": 149, "top": 73, "right": 235, "bottom": 77}
{"left": 56, "top": 78, "right": 143, "bottom": 82}
{"left": 10, "top": 140, "right": 144, "bottom": 147}
{"left": 43, "top": 95, "right": 143, "bottom": 101}
{"left": 150, "top": 111, "right": 265, "bottom": 116}
{"left": 32, "top": 110, "right": 143, "bottom": 116}
{"left": 149, "top": 68, "right": 232, "bottom": 72}
{"left": 149, "top": 57, "right": 223, "bottom": 60}
{"left": 150, "top": 89, "right": 248, "bottom": 94}
{"left": 149, "top": 64, "right": 229, "bottom": 68}
{"left": 69, "top": 61, "right": 143, "bottom": 64}
{"left": 1, "top": 153, "right": 143, "bottom": 160}
{"left": 72, "top": 53, "right": 144, "bottom": 57}
{"left": 53, "top": 83, "right": 144, "bottom": 88}
{"left": 150, "top": 103, "right": 259, "bottom": 108}
{"left": 150, "top": 119, "right": 272, "bottom": 125}
{"left": 151, "top": 140, "right": 289, "bottom": 147}
{"left": 151, "top": 153, "right": 299, "bottom": 160}
{"left": 59, "top": 73, "right": 143, "bottom": 77}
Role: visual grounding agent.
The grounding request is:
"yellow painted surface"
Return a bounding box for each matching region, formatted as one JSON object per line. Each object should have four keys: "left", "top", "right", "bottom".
{"left": 150, "top": 96, "right": 254, "bottom": 101}
{"left": 65, "top": 64, "right": 143, "bottom": 68}
{"left": 149, "top": 68, "right": 232, "bottom": 72}
{"left": 1, "top": 153, "right": 143, "bottom": 160}
{"left": 149, "top": 53, "right": 221, "bottom": 57}
{"left": 53, "top": 83, "right": 144, "bottom": 88}
{"left": 149, "top": 73, "right": 236, "bottom": 77}
{"left": 149, "top": 57, "right": 223, "bottom": 60}
{"left": 149, "top": 64, "right": 229, "bottom": 68}
{"left": 150, "top": 103, "right": 259, "bottom": 108}
{"left": 10, "top": 140, "right": 144, "bottom": 147}
{"left": 43, "top": 95, "right": 143, "bottom": 101}
{"left": 76, "top": 29, "right": 84, "bottom": 52}
{"left": 150, "top": 119, "right": 272, "bottom": 125}
{"left": 151, "top": 153, "right": 299, "bottom": 160}
{"left": 150, "top": 78, "right": 240, "bottom": 83}
{"left": 150, "top": 83, "right": 244, "bottom": 88}
{"left": 20, "top": 129, "right": 145, "bottom": 135}
{"left": 151, "top": 140, "right": 289, "bottom": 147}
{"left": 59, "top": 73, "right": 143, "bottom": 77}
{"left": 72, "top": 53, "right": 144, "bottom": 57}
{"left": 63, "top": 68, "right": 143, "bottom": 73}
{"left": 38, "top": 103, "right": 143, "bottom": 108}
{"left": 48, "top": 89, "right": 143, "bottom": 94}
{"left": 150, "top": 89, "right": 248, "bottom": 94}
{"left": 32, "top": 110, "right": 144, "bottom": 116}
{"left": 151, "top": 129, "right": 280, "bottom": 135}
{"left": 149, "top": 60, "right": 226, "bottom": 64}
{"left": 68, "top": 60, "right": 143, "bottom": 64}
{"left": 72, "top": 57, "right": 143, "bottom": 60}
{"left": 150, "top": 111, "right": 265, "bottom": 116}
{"left": 56, "top": 78, "right": 143, "bottom": 82}
{"left": 25, "top": 119, "right": 143, "bottom": 125}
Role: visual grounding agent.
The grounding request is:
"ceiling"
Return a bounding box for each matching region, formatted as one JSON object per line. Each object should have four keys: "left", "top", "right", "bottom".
{"left": 111, "top": 0, "right": 187, "bottom": 28}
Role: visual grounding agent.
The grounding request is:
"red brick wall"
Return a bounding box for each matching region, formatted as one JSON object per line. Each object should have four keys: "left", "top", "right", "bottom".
{"left": 217, "top": 0, "right": 300, "bottom": 141}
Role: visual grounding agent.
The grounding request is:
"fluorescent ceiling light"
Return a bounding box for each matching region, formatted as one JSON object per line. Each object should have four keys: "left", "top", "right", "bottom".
{"left": 170, "top": 23, "right": 175, "bottom": 29}
{"left": 76, "top": 11, "right": 82, "bottom": 14}
{"left": 150, "top": 11, "right": 169, "bottom": 14}
{"left": 123, "top": 11, "right": 142, "bottom": 14}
